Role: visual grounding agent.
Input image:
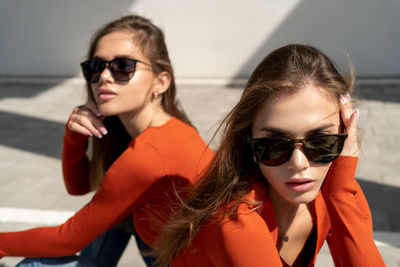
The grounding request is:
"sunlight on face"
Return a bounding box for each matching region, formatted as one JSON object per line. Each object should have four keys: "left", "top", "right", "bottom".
{"left": 251, "top": 85, "right": 340, "bottom": 206}
{"left": 91, "top": 30, "right": 155, "bottom": 117}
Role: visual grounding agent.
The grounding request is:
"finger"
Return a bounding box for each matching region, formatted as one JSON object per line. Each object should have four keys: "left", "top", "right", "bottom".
{"left": 69, "top": 113, "right": 104, "bottom": 138}
{"left": 339, "top": 94, "right": 359, "bottom": 156}
{"left": 76, "top": 103, "right": 101, "bottom": 118}
{"left": 89, "top": 113, "right": 108, "bottom": 136}
{"left": 68, "top": 121, "right": 94, "bottom": 137}
{"left": 74, "top": 105, "right": 107, "bottom": 136}
{"left": 85, "top": 101, "right": 102, "bottom": 117}
{"left": 339, "top": 94, "right": 353, "bottom": 130}
{"left": 341, "top": 110, "right": 359, "bottom": 157}
{"left": 346, "top": 109, "right": 358, "bottom": 138}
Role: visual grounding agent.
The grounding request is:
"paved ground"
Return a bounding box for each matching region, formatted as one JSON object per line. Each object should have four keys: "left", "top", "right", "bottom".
{"left": 0, "top": 77, "right": 399, "bottom": 266}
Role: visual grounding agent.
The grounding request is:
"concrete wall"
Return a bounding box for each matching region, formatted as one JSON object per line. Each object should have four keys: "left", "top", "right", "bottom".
{"left": 1, "top": 0, "right": 399, "bottom": 79}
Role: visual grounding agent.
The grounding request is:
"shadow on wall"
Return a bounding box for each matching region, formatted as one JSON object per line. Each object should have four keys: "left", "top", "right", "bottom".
{"left": 229, "top": 0, "right": 400, "bottom": 82}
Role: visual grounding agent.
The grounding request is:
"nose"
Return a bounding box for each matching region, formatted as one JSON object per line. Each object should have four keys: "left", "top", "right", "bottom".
{"left": 286, "top": 144, "right": 310, "bottom": 171}
{"left": 98, "top": 64, "right": 114, "bottom": 83}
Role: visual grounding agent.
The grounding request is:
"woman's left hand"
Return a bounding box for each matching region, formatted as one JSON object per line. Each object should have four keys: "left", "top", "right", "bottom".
{"left": 339, "top": 94, "right": 359, "bottom": 157}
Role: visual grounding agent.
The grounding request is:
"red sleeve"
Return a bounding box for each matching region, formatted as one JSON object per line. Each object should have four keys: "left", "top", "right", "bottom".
{"left": 62, "top": 117, "right": 91, "bottom": 195}
{"left": 322, "top": 156, "right": 385, "bottom": 266}
{"left": 0, "top": 141, "right": 164, "bottom": 257}
{"left": 200, "top": 207, "right": 282, "bottom": 267}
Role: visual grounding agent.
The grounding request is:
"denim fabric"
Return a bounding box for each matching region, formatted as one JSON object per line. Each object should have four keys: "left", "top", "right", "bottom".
{"left": 80, "top": 226, "right": 131, "bottom": 267}
{"left": 80, "top": 226, "right": 156, "bottom": 267}
{"left": 16, "top": 255, "right": 96, "bottom": 267}
{"left": 14, "top": 229, "right": 156, "bottom": 267}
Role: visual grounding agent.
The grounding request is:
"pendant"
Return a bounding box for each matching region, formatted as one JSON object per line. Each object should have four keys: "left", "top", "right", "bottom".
{"left": 282, "top": 235, "right": 289, "bottom": 242}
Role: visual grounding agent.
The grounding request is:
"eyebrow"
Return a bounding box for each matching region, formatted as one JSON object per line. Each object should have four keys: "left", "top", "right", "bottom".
{"left": 259, "top": 124, "right": 336, "bottom": 136}
{"left": 92, "top": 55, "right": 136, "bottom": 60}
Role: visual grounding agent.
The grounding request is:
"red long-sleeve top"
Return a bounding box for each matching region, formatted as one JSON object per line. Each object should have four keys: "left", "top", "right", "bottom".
{"left": 172, "top": 156, "right": 385, "bottom": 266}
{"left": 0, "top": 117, "right": 214, "bottom": 257}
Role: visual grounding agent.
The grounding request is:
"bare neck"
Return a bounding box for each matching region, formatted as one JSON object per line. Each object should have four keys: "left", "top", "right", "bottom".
{"left": 118, "top": 106, "right": 171, "bottom": 138}
{"left": 268, "top": 188, "right": 314, "bottom": 265}
{"left": 268, "top": 188, "right": 312, "bottom": 236}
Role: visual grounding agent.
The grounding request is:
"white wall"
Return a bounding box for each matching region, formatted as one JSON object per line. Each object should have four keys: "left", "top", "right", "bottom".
{"left": 1, "top": 0, "right": 399, "bottom": 79}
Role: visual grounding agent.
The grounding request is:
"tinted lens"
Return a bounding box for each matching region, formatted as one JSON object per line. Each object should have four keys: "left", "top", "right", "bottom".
{"left": 81, "top": 59, "right": 105, "bottom": 83}
{"left": 249, "top": 134, "right": 347, "bottom": 166}
{"left": 80, "top": 58, "right": 138, "bottom": 83}
{"left": 252, "top": 138, "right": 293, "bottom": 166}
{"left": 303, "top": 135, "right": 346, "bottom": 164}
{"left": 109, "top": 58, "right": 137, "bottom": 81}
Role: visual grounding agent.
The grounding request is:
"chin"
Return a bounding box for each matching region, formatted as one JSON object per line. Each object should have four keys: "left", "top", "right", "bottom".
{"left": 286, "top": 191, "right": 319, "bottom": 205}
{"left": 98, "top": 109, "right": 115, "bottom": 117}
{"left": 97, "top": 103, "right": 119, "bottom": 117}
{"left": 100, "top": 110, "right": 116, "bottom": 117}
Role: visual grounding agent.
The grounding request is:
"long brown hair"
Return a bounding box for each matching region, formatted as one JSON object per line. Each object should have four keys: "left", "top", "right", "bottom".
{"left": 153, "top": 44, "right": 355, "bottom": 266}
{"left": 84, "top": 14, "right": 191, "bottom": 190}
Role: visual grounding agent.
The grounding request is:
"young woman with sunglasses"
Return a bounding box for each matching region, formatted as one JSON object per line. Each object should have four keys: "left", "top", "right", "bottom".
{"left": 154, "top": 44, "right": 385, "bottom": 267}
{"left": 0, "top": 15, "right": 213, "bottom": 266}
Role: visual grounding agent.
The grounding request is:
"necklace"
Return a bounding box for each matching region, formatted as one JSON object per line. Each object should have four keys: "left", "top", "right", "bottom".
{"left": 278, "top": 204, "right": 310, "bottom": 243}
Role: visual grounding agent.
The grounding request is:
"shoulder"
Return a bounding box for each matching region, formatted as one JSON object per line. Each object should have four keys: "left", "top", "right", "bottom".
{"left": 196, "top": 193, "right": 280, "bottom": 265}
{"left": 140, "top": 117, "right": 199, "bottom": 143}
{"left": 138, "top": 117, "right": 208, "bottom": 152}
{"left": 137, "top": 117, "right": 214, "bottom": 175}
{"left": 112, "top": 118, "right": 193, "bottom": 174}
{"left": 204, "top": 181, "right": 270, "bottom": 241}
{"left": 182, "top": 181, "right": 283, "bottom": 265}
{"left": 100, "top": 118, "right": 212, "bottom": 191}
{"left": 106, "top": 139, "right": 164, "bottom": 180}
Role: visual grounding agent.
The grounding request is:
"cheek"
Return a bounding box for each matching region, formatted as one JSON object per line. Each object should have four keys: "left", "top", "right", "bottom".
{"left": 127, "top": 74, "right": 154, "bottom": 98}
{"left": 312, "top": 164, "right": 332, "bottom": 184}
{"left": 258, "top": 165, "right": 285, "bottom": 186}
{"left": 313, "top": 164, "right": 331, "bottom": 184}
{"left": 89, "top": 86, "right": 99, "bottom": 103}
{"left": 306, "top": 164, "right": 332, "bottom": 197}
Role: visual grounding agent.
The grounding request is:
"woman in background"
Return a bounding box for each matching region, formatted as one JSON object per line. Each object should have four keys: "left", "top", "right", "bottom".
{"left": 0, "top": 14, "right": 213, "bottom": 267}
{"left": 154, "top": 44, "right": 385, "bottom": 266}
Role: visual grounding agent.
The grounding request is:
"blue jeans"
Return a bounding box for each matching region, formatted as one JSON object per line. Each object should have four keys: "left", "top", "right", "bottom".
{"left": 16, "top": 255, "right": 96, "bottom": 267}
{"left": 80, "top": 225, "right": 156, "bottom": 267}
{"left": 16, "top": 227, "right": 156, "bottom": 267}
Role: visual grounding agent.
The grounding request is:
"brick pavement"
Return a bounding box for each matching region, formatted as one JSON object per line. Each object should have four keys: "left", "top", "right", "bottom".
{"left": 0, "top": 78, "right": 399, "bottom": 266}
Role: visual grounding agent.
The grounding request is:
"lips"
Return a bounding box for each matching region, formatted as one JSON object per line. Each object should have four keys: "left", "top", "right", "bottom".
{"left": 285, "top": 178, "right": 316, "bottom": 192}
{"left": 97, "top": 88, "right": 117, "bottom": 101}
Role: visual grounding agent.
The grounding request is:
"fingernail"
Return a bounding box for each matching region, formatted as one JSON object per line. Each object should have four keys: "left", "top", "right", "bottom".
{"left": 340, "top": 94, "right": 347, "bottom": 104}
{"left": 95, "top": 108, "right": 101, "bottom": 117}
{"left": 95, "top": 130, "right": 102, "bottom": 138}
{"left": 99, "top": 127, "right": 108, "bottom": 135}
{"left": 355, "top": 109, "right": 360, "bottom": 119}
{"left": 86, "top": 130, "right": 93, "bottom": 137}
{"left": 346, "top": 93, "right": 352, "bottom": 101}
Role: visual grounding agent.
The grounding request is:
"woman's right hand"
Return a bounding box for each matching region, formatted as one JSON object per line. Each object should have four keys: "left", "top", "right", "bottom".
{"left": 339, "top": 94, "right": 359, "bottom": 157}
{"left": 67, "top": 101, "right": 107, "bottom": 138}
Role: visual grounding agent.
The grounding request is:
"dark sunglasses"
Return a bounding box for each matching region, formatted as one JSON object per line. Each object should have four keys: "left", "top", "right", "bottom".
{"left": 248, "top": 134, "right": 348, "bottom": 166}
{"left": 80, "top": 57, "right": 152, "bottom": 83}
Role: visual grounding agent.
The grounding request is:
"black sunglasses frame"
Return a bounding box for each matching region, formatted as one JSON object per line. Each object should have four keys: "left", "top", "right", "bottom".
{"left": 80, "top": 57, "right": 152, "bottom": 83}
{"left": 248, "top": 133, "right": 348, "bottom": 166}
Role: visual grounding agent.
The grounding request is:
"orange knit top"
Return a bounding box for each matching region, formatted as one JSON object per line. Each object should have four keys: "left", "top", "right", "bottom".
{"left": 172, "top": 157, "right": 385, "bottom": 267}
{"left": 0, "top": 117, "right": 214, "bottom": 257}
